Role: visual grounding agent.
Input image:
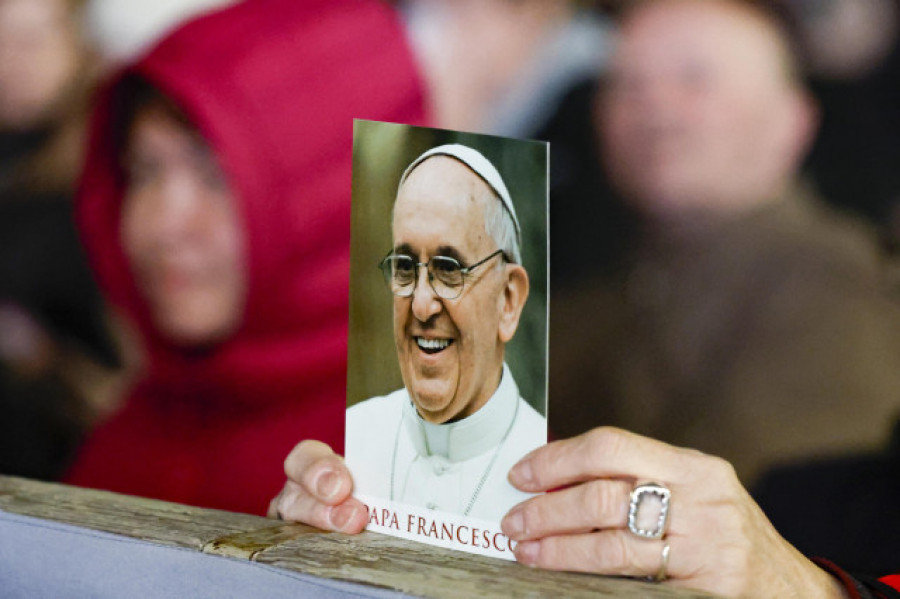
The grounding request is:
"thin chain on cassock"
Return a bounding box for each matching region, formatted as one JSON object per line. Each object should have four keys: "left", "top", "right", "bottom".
{"left": 390, "top": 398, "right": 519, "bottom": 516}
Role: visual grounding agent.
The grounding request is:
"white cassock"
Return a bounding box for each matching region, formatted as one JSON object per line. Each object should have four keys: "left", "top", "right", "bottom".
{"left": 346, "top": 363, "right": 546, "bottom": 522}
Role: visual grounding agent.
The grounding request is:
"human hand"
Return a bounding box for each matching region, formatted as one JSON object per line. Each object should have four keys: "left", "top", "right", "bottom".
{"left": 500, "top": 427, "right": 847, "bottom": 598}
{"left": 267, "top": 440, "right": 368, "bottom": 534}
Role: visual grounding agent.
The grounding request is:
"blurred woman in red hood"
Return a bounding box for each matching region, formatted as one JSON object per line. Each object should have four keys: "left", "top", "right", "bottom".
{"left": 65, "top": 0, "right": 427, "bottom": 514}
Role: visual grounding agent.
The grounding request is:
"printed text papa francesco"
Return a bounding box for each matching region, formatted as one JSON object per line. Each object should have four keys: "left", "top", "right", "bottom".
{"left": 365, "top": 504, "right": 515, "bottom": 553}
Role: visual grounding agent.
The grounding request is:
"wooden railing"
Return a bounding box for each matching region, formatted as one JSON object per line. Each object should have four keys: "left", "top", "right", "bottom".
{"left": 0, "top": 475, "right": 720, "bottom": 598}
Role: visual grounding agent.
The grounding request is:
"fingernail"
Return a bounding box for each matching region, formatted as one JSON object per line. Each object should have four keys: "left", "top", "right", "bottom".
{"left": 515, "top": 541, "right": 539, "bottom": 566}
{"left": 329, "top": 503, "right": 360, "bottom": 532}
{"left": 509, "top": 459, "right": 535, "bottom": 490}
{"left": 502, "top": 509, "right": 524, "bottom": 539}
{"left": 315, "top": 470, "right": 341, "bottom": 501}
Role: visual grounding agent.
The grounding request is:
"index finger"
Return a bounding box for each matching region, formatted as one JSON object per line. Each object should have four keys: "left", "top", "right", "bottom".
{"left": 508, "top": 427, "right": 698, "bottom": 493}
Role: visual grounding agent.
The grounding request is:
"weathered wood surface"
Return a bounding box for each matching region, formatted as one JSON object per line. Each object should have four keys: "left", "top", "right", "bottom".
{"left": 0, "top": 475, "right": 720, "bottom": 598}
{"left": 0, "top": 475, "right": 269, "bottom": 550}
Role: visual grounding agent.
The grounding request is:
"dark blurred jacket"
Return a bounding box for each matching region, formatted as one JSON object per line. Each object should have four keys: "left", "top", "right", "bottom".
{"left": 755, "top": 418, "right": 900, "bottom": 578}
{"left": 551, "top": 185, "right": 900, "bottom": 483}
{"left": 0, "top": 38, "right": 117, "bottom": 480}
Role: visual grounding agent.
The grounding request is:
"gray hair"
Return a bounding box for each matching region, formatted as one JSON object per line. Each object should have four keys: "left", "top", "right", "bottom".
{"left": 481, "top": 185, "right": 521, "bottom": 264}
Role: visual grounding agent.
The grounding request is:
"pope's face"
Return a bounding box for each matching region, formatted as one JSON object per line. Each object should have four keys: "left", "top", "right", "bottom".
{"left": 120, "top": 107, "right": 247, "bottom": 347}
{"left": 392, "top": 156, "right": 513, "bottom": 424}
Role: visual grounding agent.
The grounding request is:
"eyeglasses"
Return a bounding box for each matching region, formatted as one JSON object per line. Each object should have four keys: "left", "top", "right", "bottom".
{"left": 378, "top": 249, "right": 505, "bottom": 300}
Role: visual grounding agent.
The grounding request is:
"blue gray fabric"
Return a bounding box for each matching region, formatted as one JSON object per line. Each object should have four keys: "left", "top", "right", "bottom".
{"left": 0, "top": 510, "right": 411, "bottom": 598}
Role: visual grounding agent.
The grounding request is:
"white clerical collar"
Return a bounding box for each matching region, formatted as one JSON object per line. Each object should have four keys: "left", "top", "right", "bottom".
{"left": 403, "top": 363, "right": 519, "bottom": 463}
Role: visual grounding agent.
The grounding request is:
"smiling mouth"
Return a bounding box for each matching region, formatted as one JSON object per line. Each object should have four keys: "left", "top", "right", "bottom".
{"left": 415, "top": 337, "right": 453, "bottom": 355}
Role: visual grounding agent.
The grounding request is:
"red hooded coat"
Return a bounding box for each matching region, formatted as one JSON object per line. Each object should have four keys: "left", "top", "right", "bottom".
{"left": 65, "top": 0, "right": 427, "bottom": 514}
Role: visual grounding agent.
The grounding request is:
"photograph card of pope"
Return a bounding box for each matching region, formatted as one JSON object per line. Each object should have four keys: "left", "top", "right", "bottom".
{"left": 346, "top": 120, "right": 549, "bottom": 560}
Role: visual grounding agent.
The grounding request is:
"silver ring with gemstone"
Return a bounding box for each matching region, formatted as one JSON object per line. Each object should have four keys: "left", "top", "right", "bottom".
{"left": 627, "top": 482, "right": 671, "bottom": 540}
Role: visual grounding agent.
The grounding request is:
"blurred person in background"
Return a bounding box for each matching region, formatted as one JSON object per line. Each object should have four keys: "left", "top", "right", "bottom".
{"left": 743, "top": 1, "right": 900, "bottom": 576}
{"left": 402, "top": 0, "right": 635, "bottom": 284}
{"left": 403, "top": 0, "right": 610, "bottom": 138}
{"left": 0, "top": 0, "right": 90, "bottom": 194}
{"left": 0, "top": 0, "right": 122, "bottom": 480}
{"left": 782, "top": 0, "right": 900, "bottom": 248}
{"left": 64, "top": 0, "right": 426, "bottom": 514}
{"left": 550, "top": 0, "right": 900, "bottom": 485}
{"left": 84, "top": 0, "right": 236, "bottom": 67}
